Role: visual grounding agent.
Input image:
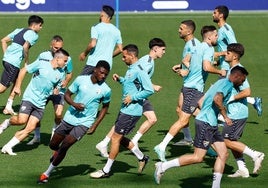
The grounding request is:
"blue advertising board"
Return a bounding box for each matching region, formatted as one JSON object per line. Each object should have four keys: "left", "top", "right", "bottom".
{"left": 1, "top": 0, "right": 268, "bottom": 12}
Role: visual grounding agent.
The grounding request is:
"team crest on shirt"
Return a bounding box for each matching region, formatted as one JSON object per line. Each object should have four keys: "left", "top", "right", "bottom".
{"left": 203, "top": 140, "right": 210, "bottom": 148}
{"left": 96, "top": 88, "right": 101, "bottom": 94}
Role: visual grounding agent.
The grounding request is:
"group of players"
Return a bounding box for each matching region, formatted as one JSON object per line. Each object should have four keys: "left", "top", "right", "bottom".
{"left": 0, "top": 4, "right": 264, "bottom": 188}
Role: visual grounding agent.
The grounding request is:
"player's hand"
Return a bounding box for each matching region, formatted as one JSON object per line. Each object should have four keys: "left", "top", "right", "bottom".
{"left": 79, "top": 52, "right": 86, "bottom": 61}
{"left": 123, "top": 95, "right": 132, "bottom": 105}
{"left": 13, "top": 87, "right": 21, "bottom": 96}
{"left": 153, "top": 84, "right": 162, "bottom": 92}
{"left": 172, "top": 64, "right": 182, "bottom": 73}
{"left": 73, "top": 103, "right": 85, "bottom": 111}
{"left": 178, "top": 69, "right": 189, "bottom": 77}
{"left": 112, "top": 74, "right": 120, "bottom": 81}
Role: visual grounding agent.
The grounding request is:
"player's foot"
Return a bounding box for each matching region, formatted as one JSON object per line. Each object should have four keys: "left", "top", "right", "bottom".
{"left": 154, "top": 145, "right": 166, "bottom": 162}
{"left": 1, "top": 145, "right": 17, "bottom": 155}
{"left": 227, "top": 169, "right": 249, "bottom": 178}
{"left": 26, "top": 137, "right": 40, "bottom": 145}
{"left": 253, "top": 152, "right": 265, "bottom": 174}
{"left": 96, "top": 142, "right": 109, "bottom": 158}
{"left": 253, "top": 97, "right": 262, "bottom": 116}
{"left": 37, "top": 173, "right": 49, "bottom": 184}
{"left": 138, "top": 155, "right": 149, "bottom": 173}
{"left": 0, "top": 119, "right": 10, "bottom": 134}
{"left": 90, "top": 169, "right": 110, "bottom": 178}
{"left": 172, "top": 139, "right": 193, "bottom": 146}
{"left": 3, "top": 108, "right": 17, "bottom": 116}
{"left": 154, "top": 162, "right": 164, "bottom": 184}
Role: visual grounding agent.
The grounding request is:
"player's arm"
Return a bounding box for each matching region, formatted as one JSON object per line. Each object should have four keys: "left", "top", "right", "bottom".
{"left": 23, "top": 41, "right": 31, "bottom": 65}
{"left": 13, "top": 67, "right": 27, "bottom": 96}
{"left": 214, "top": 92, "right": 232, "bottom": 126}
{"left": 64, "top": 89, "right": 85, "bottom": 111}
{"left": 61, "top": 72, "right": 73, "bottom": 89}
{"left": 1, "top": 35, "right": 11, "bottom": 53}
{"left": 87, "top": 102, "right": 110, "bottom": 135}
{"left": 113, "top": 43, "right": 123, "bottom": 57}
{"left": 181, "top": 54, "right": 191, "bottom": 68}
{"left": 79, "top": 38, "right": 97, "bottom": 61}
{"left": 203, "top": 60, "right": 226, "bottom": 77}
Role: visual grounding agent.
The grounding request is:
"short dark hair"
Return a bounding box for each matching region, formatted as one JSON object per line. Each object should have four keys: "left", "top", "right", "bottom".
{"left": 53, "top": 48, "right": 69, "bottom": 58}
{"left": 103, "top": 5, "right": 114, "bottom": 19}
{"left": 123, "top": 44, "right": 139, "bottom": 57}
{"left": 181, "top": 20, "right": 196, "bottom": 33}
{"left": 215, "top": 5, "right": 229, "bottom": 20}
{"left": 227, "top": 43, "right": 245, "bottom": 58}
{"left": 149, "top": 38, "right": 166, "bottom": 49}
{"left": 231, "top": 66, "right": 248, "bottom": 76}
{"left": 28, "top": 15, "right": 44, "bottom": 26}
{"left": 201, "top": 25, "right": 217, "bottom": 37}
{"left": 52, "top": 35, "right": 63, "bottom": 42}
{"left": 96, "top": 60, "right": 110, "bottom": 72}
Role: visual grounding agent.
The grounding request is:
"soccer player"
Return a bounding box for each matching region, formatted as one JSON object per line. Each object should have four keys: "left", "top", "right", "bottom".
{"left": 213, "top": 5, "right": 262, "bottom": 116}
{"left": 27, "top": 35, "right": 73, "bottom": 145}
{"left": 0, "top": 49, "right": 69, "bottom": 155}
{"left": 221, "top": 43, "right": 264, "bottom": 178}
{"left": 95, "top": 38, "right": 166, "bottom": 157}
{"left": 37, "top": 60, "right": 111, "bottom": 184}
{"left": 90, "top": 44, "right": 154, "bottom": 178}
{"left": 79, "top": 5, "right": 123, "bottom": 75}
{"left": 154, "top": 66, "right": 249, "bottom": 188}
{"left": 0, "top": 15, "right": 44, "bottom": 115}
{"left": 154, "top": 24, "right": 226, "bottom": 162}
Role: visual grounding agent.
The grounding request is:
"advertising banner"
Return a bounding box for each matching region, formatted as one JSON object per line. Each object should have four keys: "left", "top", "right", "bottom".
{"left": 1, "top": 0, "right": 268, "bottom": 12}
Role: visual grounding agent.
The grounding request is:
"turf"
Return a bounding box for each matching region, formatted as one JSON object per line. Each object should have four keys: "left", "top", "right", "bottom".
{"left": 0, "top": 12, "right": 267, "bottom": 188}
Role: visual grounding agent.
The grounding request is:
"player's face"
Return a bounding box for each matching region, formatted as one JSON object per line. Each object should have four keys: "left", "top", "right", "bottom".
{"left": 56, "top": 56, "right": 68, "bottom": 68}
{"left": 122, "top": 50, "right": 134, "bottom": 65}
{"left": 225, "top": 51, "right": 234, "bottom": 62}
{"left": 209, "top": 30, "right": 218, "bottom": 46}
{"left": 153, "top": 46, "right": 166, "bottom": 58}
{"left": 213, "top": 9, "right": 220, "bottom": 23}
{"left": 99, "top": 11, "right": 109, "bottom": 22}
{"left": 178, "top": 24, "right": 190, "bottom": 39}
{"left": 94, "top": 67, "right": 109, "bottom": 83}
{"left": 32, "top": 23, "right": 43, "bottom": 33}
{"left": 51, "top": 41, "right": 63, "bottom": 52}
{"left": 233, "top": 74, "right": 246, "bottom": 87}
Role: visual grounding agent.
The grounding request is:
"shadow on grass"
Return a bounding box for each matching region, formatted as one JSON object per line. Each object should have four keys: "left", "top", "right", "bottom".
{"left": 178, "top": 174, "right": 212, "bottom": 188}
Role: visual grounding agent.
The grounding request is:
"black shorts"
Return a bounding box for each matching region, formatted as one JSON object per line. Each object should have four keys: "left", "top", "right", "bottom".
{"left": 114, "top": 112, "right": 141, "bottom": 135}
{"left": 19, "top": 100, "right": 45, "bottom": 120}
{"left": 222, "top": 118, "right": 247, "bottom": 141}
{"left": 80, "top": 65, "right": 95, "bottom": 75}
{"left": 194, "top": 119, "right": 224, "bottom": 150}
{"left": 47, "top": 93, "right": 65, "bottom": 106}
{"left": 55, "top": 120, "right": 88, "bottom": 140}
{"left": 143, "top": 99, "right": 154, "bottom": 113}
{"left": 181, "top": 87, "right": 203, "bottom": 114}
{"left": 0, "top": 61, "right": 20, "bottom": 87}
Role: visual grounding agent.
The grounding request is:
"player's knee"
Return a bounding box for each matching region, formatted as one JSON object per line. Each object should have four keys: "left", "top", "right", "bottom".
{"left": 148, "top": 117, "right": 157, "bottom": 125}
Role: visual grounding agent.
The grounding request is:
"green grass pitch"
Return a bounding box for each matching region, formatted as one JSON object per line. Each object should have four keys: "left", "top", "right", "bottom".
{"left": 0, "top": 12, "right": 267, "bottom": 188}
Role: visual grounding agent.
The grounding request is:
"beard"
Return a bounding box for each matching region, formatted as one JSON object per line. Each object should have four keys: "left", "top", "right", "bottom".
{"left": 213, "top": 18, "right": 219, "bottom": 23}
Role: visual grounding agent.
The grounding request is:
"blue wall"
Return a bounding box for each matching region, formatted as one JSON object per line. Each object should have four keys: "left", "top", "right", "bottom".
{"left": 1, "top": 0, "right": 268, "bottom": 12}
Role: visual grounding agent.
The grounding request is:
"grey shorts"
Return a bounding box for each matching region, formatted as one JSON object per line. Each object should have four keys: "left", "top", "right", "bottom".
{"left": 194, "top": 119, "right": 224, "bottom": 150}
{"left": 143, "top": 99, "right": 154, "bottom": 113}
{"left": 55, "top": 120, "right": 88, "bottom": 141}
{"left": 0, "top": 61, "right": 20, "bottom": 87}
{"left": 222, "top": 118, "right": 247, "bottom": 141}
{"left": 181, "top": 87, "right": 203, "bottom": 114}
{"left": 114, "top": 112, "right": 141, "bottom": 135}
{"left": 47, "top": 93, "right": 65, "bottom": 106}
{"left": 19, "top": 100, "right": 45, "bottom": 120}
{"left": 80, "top": 65, "right": 95, "bottom": 75}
